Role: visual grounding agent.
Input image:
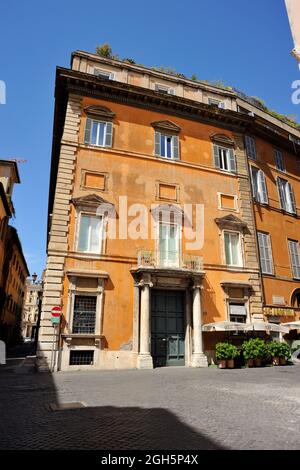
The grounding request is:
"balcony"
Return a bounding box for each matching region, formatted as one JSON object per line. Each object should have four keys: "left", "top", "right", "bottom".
{"left": 137, "top": 250, "right": 203, "bottom": 272}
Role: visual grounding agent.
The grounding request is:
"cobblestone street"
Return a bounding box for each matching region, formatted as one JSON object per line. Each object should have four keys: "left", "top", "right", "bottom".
{"left": 0, "top": 360, "right": 299, "bottom": 450}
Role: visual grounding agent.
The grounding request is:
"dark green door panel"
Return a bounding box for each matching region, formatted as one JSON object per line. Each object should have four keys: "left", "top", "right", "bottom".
{"left": 151, "top": 290, "right": 185, "bottom": 367}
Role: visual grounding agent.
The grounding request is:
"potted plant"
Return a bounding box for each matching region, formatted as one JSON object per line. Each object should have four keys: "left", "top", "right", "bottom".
{"left": 216, "top": 342, "right": 239, "bottom": 369}
{"left": 267, "top": 341, "right": 281, "bottom": 366}
{"left": 242, "top": 338, "right": 266, "bottom": 367}
{"left": 278, "top": 343, "right": 291, "bottom": 365}
{"left": 216, "top": 342, "right": 228, "bottom": 369}
{"left": 226, "top": 344, "right": 240, "bottom": 369}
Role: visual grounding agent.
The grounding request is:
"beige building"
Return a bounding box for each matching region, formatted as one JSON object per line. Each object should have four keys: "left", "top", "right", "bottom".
{"left": 285, "top": 0, "right": 300, "bottom": 65}
{"left": 22, "top": 277, "right": 43, "bottom": 341}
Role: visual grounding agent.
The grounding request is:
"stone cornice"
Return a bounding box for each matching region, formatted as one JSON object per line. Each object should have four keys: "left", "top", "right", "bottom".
{"left": 56, "top": 67, "right": 252, "bottom": 133}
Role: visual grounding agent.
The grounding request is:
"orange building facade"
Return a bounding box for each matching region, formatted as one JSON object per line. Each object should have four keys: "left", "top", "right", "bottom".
{"left": 0, "top": 160, "right": 29, "bottom": 345}
{"left": 38, "top": 52, "right": 300, "bottom": 370}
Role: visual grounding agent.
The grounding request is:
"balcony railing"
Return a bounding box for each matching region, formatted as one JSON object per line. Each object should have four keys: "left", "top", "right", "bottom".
{"left": 137, "top": 250, "right": 203, "bottom": 272}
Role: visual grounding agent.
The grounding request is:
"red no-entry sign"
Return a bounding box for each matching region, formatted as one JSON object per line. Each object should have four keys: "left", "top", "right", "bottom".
{"left": 51, "top": 306, "right": 62, "bottom": 324}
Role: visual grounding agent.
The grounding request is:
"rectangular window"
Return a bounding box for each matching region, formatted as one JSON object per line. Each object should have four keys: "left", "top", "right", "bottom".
{"left": 155, "top": 84, "right": 175, "bottom": 95}
{"left": 245, "top": 136, "right": 256, "bottom": 160}
{"left": 94, "top": 68, "right": 114, "bottom": 80}
{"left": 229, "top": 304, "right": 247, "bottom": 323}
{"left": 78, "top": 214, "right": 103, "bottom": 253}
{"left": 208, "top": 98, "right": 225, "bottom": 109}
{"left": 250, "top": 166, "right": 268, "bottom": 204}
{"left": 277, "top": 178, "right": 296, "bottom": 214}
{"left": 288, "top": 240, "right": 300, "bottom": 279}
{"left": 274, "top": 149, "right": 285, "bottom": 172}
{"left": 257, "top": 232, "right": 274, "bottom": 274}
{"left": 159, "top": 222, "right": 180, "bottom": 267}
{"left": 69, "top": 350, "right": 94, "bottom": 365}
{"left": 155, "top": 132, "right": 179, "bottom": 159}
{"left": 72, "top": 295, "right": 97, "bottom": 334}
{"left": 213, "top": 145, "right": 236, "bottom": 173}
{"left": 84, "top": 118, "right": 113, "bottom": 147}
{"left": 224, "top": 232, "right": 242, "bottom": 267}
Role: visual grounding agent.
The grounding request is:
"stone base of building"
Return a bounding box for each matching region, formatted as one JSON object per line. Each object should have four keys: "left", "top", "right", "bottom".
{"left": 137, "top": 353, "right": 153, "bottom": 369}
{"left": 191, "top": 352, "right": 208, "bottom": 368}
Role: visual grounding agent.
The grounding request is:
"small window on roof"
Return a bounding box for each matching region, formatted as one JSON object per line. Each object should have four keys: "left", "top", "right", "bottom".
{"left": 155, "top": 84, "right": 175, "bottom": 95}
{"left": 208, "top": 98, "right": 225, "bottom": 109}
{"left": 94, "top": 68, "right": 115, "bottom": 80}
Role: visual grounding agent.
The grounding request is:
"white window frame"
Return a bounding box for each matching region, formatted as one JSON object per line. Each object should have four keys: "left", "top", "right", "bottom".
{"left": 156, "top": 219, "right": 182, "bottom": 268}
{"left": 223, "top": 230, "right": 243, "bottom": 267}
{"left": 155, "top": 131, "right": 179, "bottom": 160}
{"left": 94, "top": 68, "right": 115, "bottom": 80}
{"left": 84, "top": 118, "right": 113, "bottom": 148}
{"left": 245, "top": 135, "right": 257, "bottom": 160}
{"left": 277, "top": 177, "right": 297, "bottom": 214}
{"left": 274, "top": 148, "right": 285, "bottom": 172}
{"left": 250, "top": 166, "right": 268, "bottom": 204}
{"left": 76, "top": 212, "right": 104, "bottom": 254}
{"left": 213, "top": 144, "right": 236, "bottom": 173}
{"left": 257, "top": 232, "right": 274, "bottom": 275}
{"left": 155, "top": 83, "right": 175, "bottom": 95}
{"left": 208, "top": 98, "right": 225, "bottom": 109}
{"left": 288, "top": 239, "right": 300, "bottom": 279}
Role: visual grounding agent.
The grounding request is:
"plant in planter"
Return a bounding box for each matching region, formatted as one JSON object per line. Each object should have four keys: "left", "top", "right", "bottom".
{"left": 267, "top": 341, "right": 281, "bottom": 366}
{"left": 242, "top": 338, "right": 267, "bottom": 367}
{"left": 278, "top": 343, "right": 291, "bottom": 365}
{"left": 226, "top": 344, "right": 240, "bottom": 369}
{"left": 216, "top": 342, "right": 239, "bottom": 369}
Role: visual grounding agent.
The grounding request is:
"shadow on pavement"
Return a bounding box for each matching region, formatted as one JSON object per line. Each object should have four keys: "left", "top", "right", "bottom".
{"left": 0, "top": 364, "right": 224, "bottom": 450}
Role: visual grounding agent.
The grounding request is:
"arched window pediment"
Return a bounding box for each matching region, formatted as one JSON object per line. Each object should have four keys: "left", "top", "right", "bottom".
{"left": 84, "top": 105, "right": 115, "bottom": 120}
{"left": 210, "top": 133, "right": 235, "bottom": 147}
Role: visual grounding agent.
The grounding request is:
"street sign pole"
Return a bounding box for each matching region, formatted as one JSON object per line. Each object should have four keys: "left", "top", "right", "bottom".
{"left": 50, "top": 306, "right": 62, "bottom": 372}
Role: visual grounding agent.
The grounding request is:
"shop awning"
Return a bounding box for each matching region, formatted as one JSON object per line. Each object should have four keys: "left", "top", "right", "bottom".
{"left": 245, "top": 322, "right": 289, "bottom": 334}
{"left": 202, "top": 321, "right": 247, "bottom": 332}
{"left": 281, "top": 321, "right": 300, "bottom": 330}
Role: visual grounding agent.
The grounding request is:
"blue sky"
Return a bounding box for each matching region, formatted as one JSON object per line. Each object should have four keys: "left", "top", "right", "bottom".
{"left": 0, "top": 0, "right": 299, "bottom": 278}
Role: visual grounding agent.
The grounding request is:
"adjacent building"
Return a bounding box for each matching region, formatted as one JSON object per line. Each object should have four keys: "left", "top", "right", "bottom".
{"left": 22, "top": 276, "right": 43, "bottom": 341}
{"left": 0, "top": 159, "right": 29, "bottom": 345}
{"left": 38, "top": 51, "right": 300, "bottom": 370}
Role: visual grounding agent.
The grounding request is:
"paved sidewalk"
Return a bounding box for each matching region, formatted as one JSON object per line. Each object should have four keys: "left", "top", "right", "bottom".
{"left": 0, "top": 363, "right": 299, "bottom": 450}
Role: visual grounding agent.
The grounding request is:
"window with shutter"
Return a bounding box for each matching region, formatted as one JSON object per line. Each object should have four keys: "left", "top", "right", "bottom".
{"left": 224, "top": 231, "right": 242, "bottom": 267}
{"left": 245, "top": 136, "right": 256, "bottom": 160}
{"left": 274, "top": 149, "right": 285, "bottom": 172}
{"left": 257, "top": 232, "right": 273, "bottom": 274}
{"left": 277, "top": 178, "right": 296, "bottom": 214}
{"left": 288, "top": 240, "right": 300, "bottom": 279}
{"left": 155, "top": 133, "right": 180, "bottom": 160}
{"left": 250, "top": 167, "right": 268, "bottom": 204}
{"left": 84, "top": 118, "right": 113, "bottom": 148}
{"left": 214, "top": 145, "right": 236, "bottom": 173}
{"left": 78, "top": 214, "right": 103, "bottom": 254}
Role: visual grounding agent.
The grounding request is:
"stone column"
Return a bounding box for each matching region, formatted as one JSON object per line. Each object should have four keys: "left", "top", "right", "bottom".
{"left": 191, "top": 280, "right": 208, "bottom": 367}
{"left": 137, "top": 275, "right": 153, "bottom": 369}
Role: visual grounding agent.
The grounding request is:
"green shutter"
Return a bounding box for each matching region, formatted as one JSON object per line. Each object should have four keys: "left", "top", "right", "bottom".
{"left": 84, "top": 118, "right": 92, "bottom": 144}
{"left": 229, "top": 148, "right": 236, "bottom": 172}
{"left": 172, "top": 135, "right": 179, "bottom": 159}
{"left": 155, "top": 131, "right": 161, "bottom": 156}
{"left": 104, "top": 122, "right": 113, "bottom": 147}
{"left": 213, "top": 145, "right": 220, "bottom": 168}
